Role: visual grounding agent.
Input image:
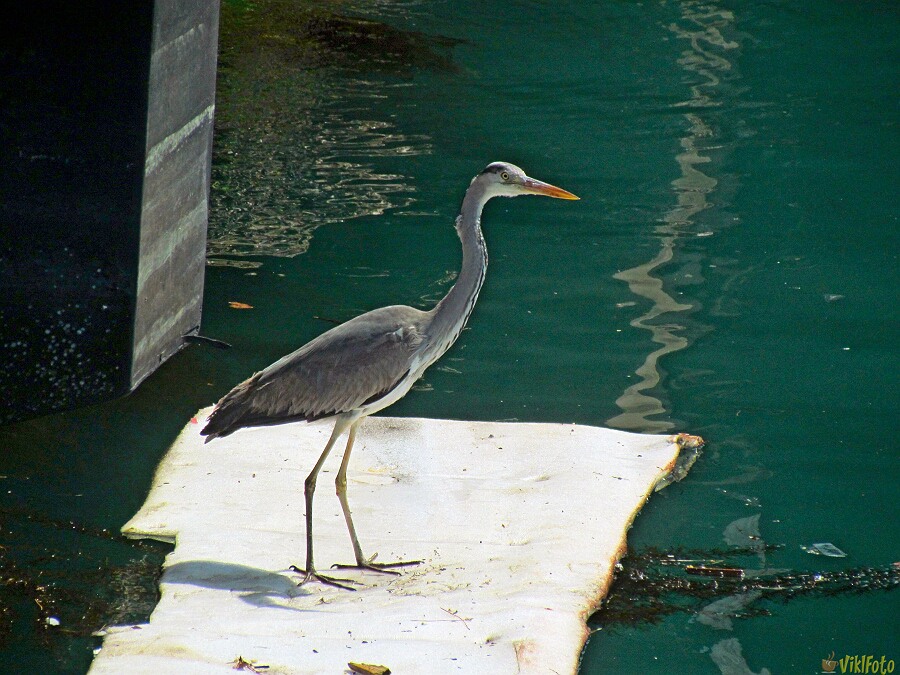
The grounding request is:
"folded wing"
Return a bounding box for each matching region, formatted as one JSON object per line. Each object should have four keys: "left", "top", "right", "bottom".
{"left": 202, "top": 305, "right": 428, "bottom": 441}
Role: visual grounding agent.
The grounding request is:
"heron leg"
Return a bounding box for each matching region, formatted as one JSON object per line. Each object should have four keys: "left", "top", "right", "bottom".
{"left": 290, "top": 417, "right": 361, "bottom": 591}
{"left": 333, "top": 418, "right": 421, "bottom": 575}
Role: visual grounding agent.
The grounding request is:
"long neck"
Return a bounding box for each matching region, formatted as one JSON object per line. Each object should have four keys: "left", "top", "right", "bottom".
{"left": 426, "top": 181, "right": 490, "bottom": 353}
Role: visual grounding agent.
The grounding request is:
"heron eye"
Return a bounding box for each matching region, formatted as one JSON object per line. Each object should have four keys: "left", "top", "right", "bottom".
{"left": 500, "top": 171, "right": 510, "bottom": 181}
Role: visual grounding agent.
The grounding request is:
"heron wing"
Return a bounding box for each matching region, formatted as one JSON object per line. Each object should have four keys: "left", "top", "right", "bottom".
{"left": 202, "top": 305, "right": 428, "bottom": 439}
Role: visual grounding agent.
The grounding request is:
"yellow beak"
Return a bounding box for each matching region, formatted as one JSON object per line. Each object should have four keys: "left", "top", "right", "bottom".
{"left": 521, "top": 177, "right": 580, "bottom": 200}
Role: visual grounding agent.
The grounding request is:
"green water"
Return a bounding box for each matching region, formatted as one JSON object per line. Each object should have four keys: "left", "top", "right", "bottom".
{"left": 2, "top": 0, "right": 898, "bottom": 672}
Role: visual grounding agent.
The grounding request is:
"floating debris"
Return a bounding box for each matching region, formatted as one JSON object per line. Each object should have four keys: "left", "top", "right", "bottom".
{"left": 710, "top": 637, "right": 772, "bottom": 675}
{"left": 722, "top": 514, "right": 762, "bottom": 548}
{"left": 183, "top": 334, "right": 232, "bottom": 350}
{"left": 802, "top": 542, "right": 847, "bottom": 558}
{"left": 655, "top": 434, "right": 704, "bottom": 490}
{"left": 686, "top": 565, "right": 745, "bottom": 578}
{"left": 591, "top": 545, "right": 899, "bottom": 628}
{"left": 0, "top": 504, "right": 168, "bottom": 654}
{"left": 696, "top": 591, "right": 762, "bottom": 631}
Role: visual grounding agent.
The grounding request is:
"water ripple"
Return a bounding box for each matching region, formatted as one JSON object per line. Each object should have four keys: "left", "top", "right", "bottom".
{"left": 206, "top": 4, "right": 441, "bottom": 266}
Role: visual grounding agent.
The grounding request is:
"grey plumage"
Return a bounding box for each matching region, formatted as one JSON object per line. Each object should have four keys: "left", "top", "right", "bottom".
{"left": 202, "top": 306, "right": 428, "bottom": 439}
{"left": 201, "top": 162, "right": 578, "bottom": 589}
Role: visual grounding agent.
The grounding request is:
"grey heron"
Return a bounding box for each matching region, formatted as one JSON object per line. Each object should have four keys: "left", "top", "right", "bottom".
{"left": 201, "top": 162, "right": 578, "bottom": 589}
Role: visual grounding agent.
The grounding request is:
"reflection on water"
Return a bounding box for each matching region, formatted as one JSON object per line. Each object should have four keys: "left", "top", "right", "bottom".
{"left": 608, "top": 1, "right": 737, "bottom": 432}
{"left": 209, "top": 92, "right": 428, "bottom": 265}
{"left": 207, "top": 2, "right": 442, "bottom": 266}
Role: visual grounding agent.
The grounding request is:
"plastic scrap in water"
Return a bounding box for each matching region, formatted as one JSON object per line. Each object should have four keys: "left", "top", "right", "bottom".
{"left": 802, "top": 542, "right": 847, "bottom": 558}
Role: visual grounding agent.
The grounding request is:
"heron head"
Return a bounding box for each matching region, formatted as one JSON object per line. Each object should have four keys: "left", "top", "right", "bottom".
{"left": 478, "top": 162, "right": 579, "bottom": 200}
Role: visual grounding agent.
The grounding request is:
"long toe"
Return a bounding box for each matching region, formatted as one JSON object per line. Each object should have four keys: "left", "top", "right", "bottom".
{"left": 332, "top": 559, "right": 422, "bottom": 575}
{"left": 289, "top": 564, "right": 362, "bottom": 591}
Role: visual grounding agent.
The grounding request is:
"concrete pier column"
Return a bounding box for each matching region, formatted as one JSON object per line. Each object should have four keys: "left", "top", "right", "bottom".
{"left": 133, "top": 1, "right": 220, "bottom": 389}
{"left": 0, "top": 1, "right": 220, "bottom": 424}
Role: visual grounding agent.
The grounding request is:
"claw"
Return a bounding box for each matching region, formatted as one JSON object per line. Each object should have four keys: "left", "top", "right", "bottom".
{"left": 289, "top": 564, "right": 362, "bottom": 591}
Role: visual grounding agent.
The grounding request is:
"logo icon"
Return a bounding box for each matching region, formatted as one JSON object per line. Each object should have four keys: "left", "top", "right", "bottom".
{"left": 822, "top": 652, "right": 838, "bottom": 673}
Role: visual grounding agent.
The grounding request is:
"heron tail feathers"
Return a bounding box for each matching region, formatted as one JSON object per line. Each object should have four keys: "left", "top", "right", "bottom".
{"left": 200, "top": 372, "right": 263, "bottom": 442}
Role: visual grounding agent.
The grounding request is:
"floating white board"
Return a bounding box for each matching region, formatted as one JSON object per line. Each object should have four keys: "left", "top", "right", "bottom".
{"left": 89, "top": 410, "right": 701, "bottom": 674}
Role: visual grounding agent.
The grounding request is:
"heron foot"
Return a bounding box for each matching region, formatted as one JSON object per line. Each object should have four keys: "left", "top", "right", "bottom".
{"left": 289, "top": 564, "right": 362, "bottom": 591}
{"left": 332, "top": 557, "right": 422, "bottom": 576}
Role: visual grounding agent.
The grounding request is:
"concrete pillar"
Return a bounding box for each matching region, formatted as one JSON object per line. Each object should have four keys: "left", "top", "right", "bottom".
{"left": 133, "top": 0, "right": 219, "bottom": 389}
{"left": 0, "top": 1, "right": 220, "bottom": 424}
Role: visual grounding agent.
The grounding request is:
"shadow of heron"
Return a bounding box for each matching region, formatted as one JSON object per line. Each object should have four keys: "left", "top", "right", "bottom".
{"left": 162, "top": 560, "right": 316, "bottom": 611}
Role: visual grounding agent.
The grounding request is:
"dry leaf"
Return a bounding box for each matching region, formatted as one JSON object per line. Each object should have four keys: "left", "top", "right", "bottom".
{"left": 228, "top": 301, "right": 254, "bottom": 309}
{"left": 348, "top": 663, "right": 391, "bottom": 675}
